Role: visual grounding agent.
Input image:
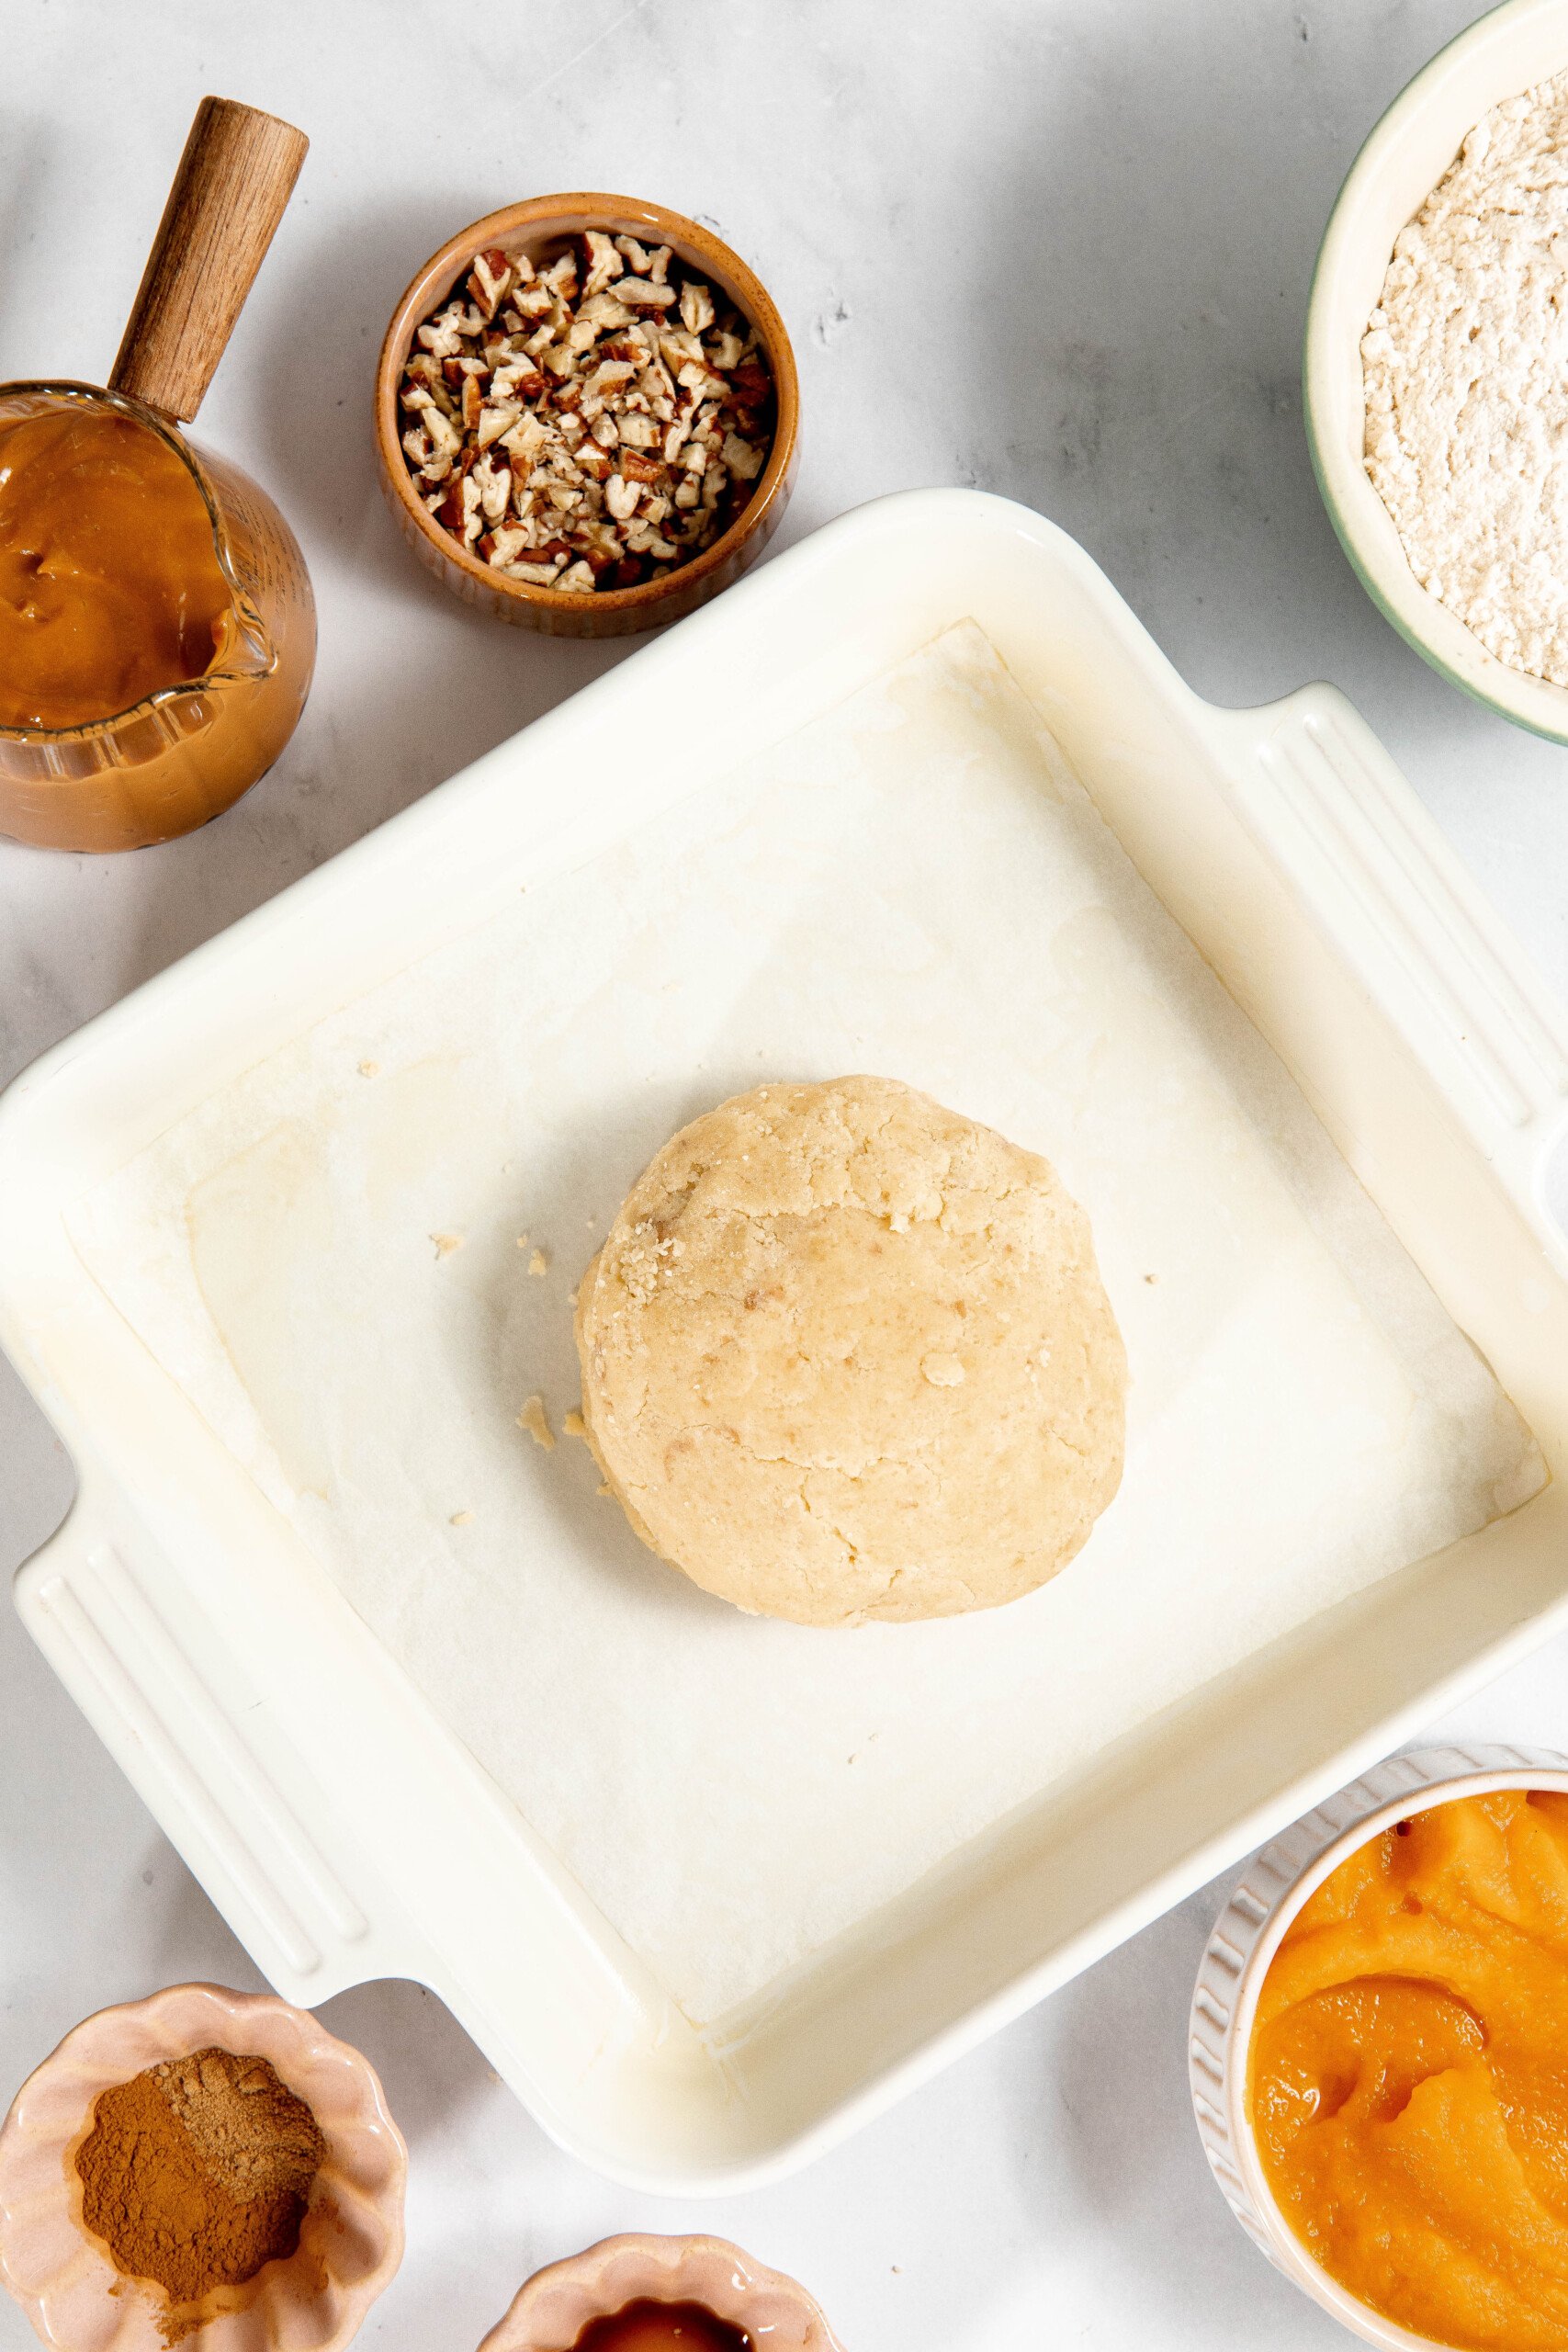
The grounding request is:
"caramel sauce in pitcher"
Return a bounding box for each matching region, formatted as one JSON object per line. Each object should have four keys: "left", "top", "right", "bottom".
{"left": 0, "top": 401, "right": 232, "bottom": 729}
{"left": 0, "top": 385, "right": 315, "bottom": 851}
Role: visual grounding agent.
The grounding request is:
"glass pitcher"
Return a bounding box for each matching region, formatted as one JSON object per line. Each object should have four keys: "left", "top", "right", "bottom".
{"left": 0, "top": 98, "right": 313, "bottom": 852}
{"left": 0, "top": 381, "right": 315, "bottom": 853}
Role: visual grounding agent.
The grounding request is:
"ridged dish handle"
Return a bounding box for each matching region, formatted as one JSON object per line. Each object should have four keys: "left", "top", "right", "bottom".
{"left": 14, "top": 1476, "right": 405, "bottom": 2002}
{"left": 1215, "top": 684, "right": 1568, "bottom": 1275}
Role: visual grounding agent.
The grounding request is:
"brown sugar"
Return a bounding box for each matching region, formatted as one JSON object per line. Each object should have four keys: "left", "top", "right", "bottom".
{"left": 75, "top": 2046, "right": 325, "bottom": 2325}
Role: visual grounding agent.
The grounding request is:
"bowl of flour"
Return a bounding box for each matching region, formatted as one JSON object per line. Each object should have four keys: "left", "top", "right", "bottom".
{"left": 1306, "top": 0, "right": 1568, "bottom": 741}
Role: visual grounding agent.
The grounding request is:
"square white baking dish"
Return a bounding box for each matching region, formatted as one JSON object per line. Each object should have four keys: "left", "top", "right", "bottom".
{"left": 2, "top": 488, "right": 1566, "bottom": 2192}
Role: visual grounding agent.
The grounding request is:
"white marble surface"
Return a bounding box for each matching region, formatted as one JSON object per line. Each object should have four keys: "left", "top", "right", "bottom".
{"left": 3, "top": 3, "right": 1567, "bottom": 2346}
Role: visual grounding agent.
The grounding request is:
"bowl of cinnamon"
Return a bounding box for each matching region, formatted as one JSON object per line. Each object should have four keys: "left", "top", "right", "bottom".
{"left": 0, "top": 1982, "right": 406, "bottom": 2352}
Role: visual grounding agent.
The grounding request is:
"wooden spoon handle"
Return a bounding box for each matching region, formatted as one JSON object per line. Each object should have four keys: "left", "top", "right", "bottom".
{"left": 110, "top": 96, "right": 308, "bottom": 422}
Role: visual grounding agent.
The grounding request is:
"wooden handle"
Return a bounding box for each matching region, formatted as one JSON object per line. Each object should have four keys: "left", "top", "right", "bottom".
{"left": 110, "top": 96, "right": 308, "bottom": 422}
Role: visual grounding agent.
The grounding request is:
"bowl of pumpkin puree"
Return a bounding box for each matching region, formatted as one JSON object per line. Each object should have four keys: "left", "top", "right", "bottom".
{"left": 1190, "top": 1747, "right": 1568, "bottom": 2351}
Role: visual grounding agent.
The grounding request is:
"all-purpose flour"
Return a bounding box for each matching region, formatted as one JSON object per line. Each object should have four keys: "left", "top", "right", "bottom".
{"left": 1363, "top": 68, "right": 1568, "bottom": 686}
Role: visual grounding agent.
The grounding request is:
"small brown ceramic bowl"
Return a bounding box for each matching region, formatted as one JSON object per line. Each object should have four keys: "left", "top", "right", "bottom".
{"left": 376, "top": 195, "right": 799, "bottom": 639}
{"left": 475, "top": 2233, "right": 845, "bottom": 2351}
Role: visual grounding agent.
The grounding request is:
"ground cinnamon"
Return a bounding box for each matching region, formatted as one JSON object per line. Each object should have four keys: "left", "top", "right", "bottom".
{"left": 75, "top": 2046, "right": 324, "bottom": 2324}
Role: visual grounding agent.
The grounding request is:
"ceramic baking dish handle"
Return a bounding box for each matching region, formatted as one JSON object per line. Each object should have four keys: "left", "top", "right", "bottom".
{"left": 14, "top": 1476, "right": 408, "bottom": 2003}
{"left": 1215, "top": 682, "right": 1568, "bottom": 1274}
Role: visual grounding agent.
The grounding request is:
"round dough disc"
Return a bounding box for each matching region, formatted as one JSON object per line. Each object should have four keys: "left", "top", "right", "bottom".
{"left": 575, "top": 1075, "right": 1126, "bottom": 1626}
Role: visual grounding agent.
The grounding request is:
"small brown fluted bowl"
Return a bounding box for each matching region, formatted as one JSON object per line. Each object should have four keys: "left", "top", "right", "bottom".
{"left": 0, "top": 1983, "right": 407, "bottom": 2352}
{"left": 375, "top": 195, "right": 799, "bottom": 639}
{"left": 475, "top": 2233, "right": 845, "bottom": 2352}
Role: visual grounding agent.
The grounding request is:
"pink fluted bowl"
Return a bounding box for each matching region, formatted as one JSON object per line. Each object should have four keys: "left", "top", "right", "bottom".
{"left": 0, "top": 1982, "right": 407, "bottom": 2352}
{"left": 476, "top": 2233, "right": 845, "bottom": 2351}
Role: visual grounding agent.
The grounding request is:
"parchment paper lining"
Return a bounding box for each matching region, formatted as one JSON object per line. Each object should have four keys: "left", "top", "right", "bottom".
{"left": 69, "top": 624, "right": 1543, "bottom": 2022}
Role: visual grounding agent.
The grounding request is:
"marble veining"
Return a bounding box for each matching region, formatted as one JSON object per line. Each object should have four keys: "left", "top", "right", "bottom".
{"left": 2, "top": 5, "right": 1566, "bottom": 2348}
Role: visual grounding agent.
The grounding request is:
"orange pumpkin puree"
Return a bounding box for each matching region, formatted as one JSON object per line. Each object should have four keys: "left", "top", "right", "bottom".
{"left": 1249, "top": 1790, "right": 1568, "bottom": 2350}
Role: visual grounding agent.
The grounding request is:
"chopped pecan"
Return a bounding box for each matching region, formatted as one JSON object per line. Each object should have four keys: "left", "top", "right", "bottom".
{"left": 475, "top": 453, "right": 512, "bottom": 523}
{"left": 423, "top": 405, "right": 463, "bottom": 465}
{"left": 581, "top": 229, "right": 619, "bottom": 299}
{"left": 578, "top": 291, "right": 634, "bottom": 333}
{"left": 612, "top": 277, "right": 678, "bottom": 309}
{"left": 493, "top": 360, "right": 547, "bottom": 402}
{"left": 679, "top": 280, "right": 716, "bottom": 334}
{"left": 722, "top": 429, "right": 764, "bottom": 481}
{"left": 477, "top": 401, "right": 522, "bottom": 450}
{"left": 416, "top": 303, "right": 468, "bottom": 358}
{"left": 729, "top": 359, "right": 773, "bottom": 407}
{"left": 468, "top": 248, "right": 513, "bottom": 320}
{"left": 583, "top": 357, "right": 637, "bottom": 402}
{"left": 483, "top": 525, "right": 530, "bottom": 569}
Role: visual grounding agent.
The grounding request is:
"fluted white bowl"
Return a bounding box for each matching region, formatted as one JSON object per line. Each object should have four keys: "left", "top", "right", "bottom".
{"left": 1190, "top": 1743, "right": 1568, "bottom": 2348}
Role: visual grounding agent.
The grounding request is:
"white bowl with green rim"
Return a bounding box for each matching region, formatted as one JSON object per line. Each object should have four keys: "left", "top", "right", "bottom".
{"left": 1304, "top": 0, "right": 1568, "bottom": 743}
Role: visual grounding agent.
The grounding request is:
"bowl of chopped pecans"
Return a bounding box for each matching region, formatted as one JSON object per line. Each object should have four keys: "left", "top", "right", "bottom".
{"left": 376, "top": 195, "right": 798, "bottom": 638}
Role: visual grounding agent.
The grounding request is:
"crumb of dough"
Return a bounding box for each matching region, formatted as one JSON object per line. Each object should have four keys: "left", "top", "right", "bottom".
{"left": 431, "top": 1231, "right": 464, "bottom": 1258}
{"left": 358, "top": 1059, "right": 379, "bottom": 1078}
{"left": 528, "top": 1248, "right": 548, "bottom": 1277}
{"left": 596, "top": 1481, "right": 612, "bottom": 1497}
{"left": 562, "top": 1408, "right": 586, "bottom": 1440}
{"left": 921, "top": 1351, "right": 965, "bottom": 1387}
{"left": 449, "top": 1510, "right": 474, "bottom": 1526}
{"left": 514, "top": 1232, "right": 530, "bottom": 1250}
{"left": 518, "top": 1394, "right": 555, "bottom": 1450}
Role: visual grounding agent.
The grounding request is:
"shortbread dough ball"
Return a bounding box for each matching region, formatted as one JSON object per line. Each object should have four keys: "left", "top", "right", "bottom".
{"left": 574, "top": 1076, "right": 1126, "bottom": 1627}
